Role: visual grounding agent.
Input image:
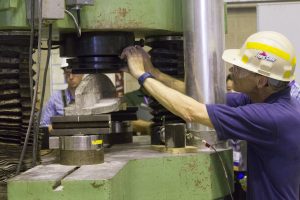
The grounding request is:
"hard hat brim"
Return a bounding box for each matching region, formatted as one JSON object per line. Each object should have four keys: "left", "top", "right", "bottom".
{"left": 222, "top": 49, "right": 256, "bottom": 72}
{"left": 222, "top": 49, "right": 294, "bottom": 82}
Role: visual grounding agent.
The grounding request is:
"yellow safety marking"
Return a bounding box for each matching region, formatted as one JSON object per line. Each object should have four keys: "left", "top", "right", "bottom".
{"left": 91, "top": 140, "right": 103, "bottom": 145}
{"left": 242, "top": 55, "right": 249, "bottom": 63}
{"left": 283, "top": 71, "right": 291, "bottom": 79}
{"left": 291, "top": 57, "right": 296, "bottom": 67}
{"left": 233, "top": 166, "right": 239, "bottom": 171}
{"left": 246, "top": 42, "right": 292, "bottom": 63}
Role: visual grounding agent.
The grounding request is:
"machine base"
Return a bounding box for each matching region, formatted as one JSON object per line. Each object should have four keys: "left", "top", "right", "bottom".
{"left": 8, "top": 144, "right": 233, "bottom": 200}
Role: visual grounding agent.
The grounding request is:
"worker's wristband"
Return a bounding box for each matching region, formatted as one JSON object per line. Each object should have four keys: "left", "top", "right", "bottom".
{"left": 138, "top": 72, "right": 155, "bottom": 86}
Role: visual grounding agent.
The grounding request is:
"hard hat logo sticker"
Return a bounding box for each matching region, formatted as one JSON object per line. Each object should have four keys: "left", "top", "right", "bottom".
{"left": 256, "top": 51, "right": 276, "bottom": 62}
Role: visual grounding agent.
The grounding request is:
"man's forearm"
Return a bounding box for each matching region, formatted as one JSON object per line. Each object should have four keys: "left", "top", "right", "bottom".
{"left": 151, "top": 68, "right": 185, "bottom": 94}
{"left": 143, "top": 77, "right": 213, "bottom": 128}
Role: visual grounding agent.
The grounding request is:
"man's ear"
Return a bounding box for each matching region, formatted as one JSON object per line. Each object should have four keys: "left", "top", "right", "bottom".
{"left": 257, "top": 76, "right": 268, "bottom": 88}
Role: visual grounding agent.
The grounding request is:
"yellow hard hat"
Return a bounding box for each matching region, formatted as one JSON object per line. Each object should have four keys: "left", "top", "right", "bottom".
{"left": 222, "top": 31, "right": 296, "bottom": 81}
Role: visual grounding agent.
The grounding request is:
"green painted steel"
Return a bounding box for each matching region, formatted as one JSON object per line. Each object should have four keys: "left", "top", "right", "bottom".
{"left": 56, "top": 0, "right": 183, "bottom": 36}
{"left": 0, "top": 0, "right": 28, "bottom": 29}
{"left": 8, "top": 150, "right": 233, "bottom": 200}
{"left": 0, "top": 0, "right": 183, "bottom": 35}
{"left": 0, "top": 0, "right": 18, "bottom": 11}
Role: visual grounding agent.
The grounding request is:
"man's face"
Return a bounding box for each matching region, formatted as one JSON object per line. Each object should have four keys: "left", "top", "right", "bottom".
{"left": 64, "top": 70, "right": 83, "bottom": 89}
{"left": 226, "top": 79, "right": 234, "bottom": 92}
{"left": 229, "top": 65, "right": 257, "bottom": 93}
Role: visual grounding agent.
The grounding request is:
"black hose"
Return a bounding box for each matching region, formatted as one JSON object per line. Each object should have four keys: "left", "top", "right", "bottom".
{"left": 32, "top": 24, "right": 52, "bottom": 166}
{"left": 207, "top": 142, "right": 234, "bottom": 200}
{"left": 41, "top": 45, "right": 59, "bottom": 50}
{"left": 212, "top": 146, "right": 234, "bottom": 200}
{"left": 16, "top": 0, "right": 43, "bottom": 175}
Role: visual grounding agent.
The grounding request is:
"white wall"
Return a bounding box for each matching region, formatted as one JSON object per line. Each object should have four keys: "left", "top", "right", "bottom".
{"left": 50, "top": 49, "right": 67, "bottom": 92}
{"left": 257, "top": 2, "right": 300, "bottom": 83}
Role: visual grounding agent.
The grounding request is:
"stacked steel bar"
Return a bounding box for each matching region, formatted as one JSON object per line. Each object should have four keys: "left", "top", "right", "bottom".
{"left": 19, "top": 52, "right": 35, "bottom": 145}
{"left": 0, "top": 182, "right": 6, "bottom": 200}
{"left": 146, "top": 36, "right": 184, "bottom": 77}
{"left": 149, "top": 99, "right": 184, "bottom": 145}
{"left": 0, "top": 32, "right": 36, "bottom": 193}
{"left": 145, "top": 36, "right": 185, "bottom": 144}
{"left": 0, "top": 33, "right": 35, "bottom": 145}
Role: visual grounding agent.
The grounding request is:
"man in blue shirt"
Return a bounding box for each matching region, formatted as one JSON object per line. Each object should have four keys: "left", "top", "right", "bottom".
{"left": 121, "top": 31, "right": 300, "bottom": 199}
{"left": 40, "top": 67, "right": 84, "bottom": 129}
{"left": 290, "top": 80, "right": 300, "bottom": 101}
{"left": 226, "top": 74, "right": 234, "bottom": 92}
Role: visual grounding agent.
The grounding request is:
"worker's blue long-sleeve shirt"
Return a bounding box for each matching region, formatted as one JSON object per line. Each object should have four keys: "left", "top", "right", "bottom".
{"left": 40, "top": 90, "right": 74, "bottom": 126}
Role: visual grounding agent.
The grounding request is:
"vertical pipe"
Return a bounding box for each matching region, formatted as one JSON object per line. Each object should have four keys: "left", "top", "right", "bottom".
{"left": 183, "top": 0, "right": 226, "bottom": 146}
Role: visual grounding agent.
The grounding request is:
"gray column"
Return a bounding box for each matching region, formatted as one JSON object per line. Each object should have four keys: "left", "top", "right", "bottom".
{"left": 183, "top": 0, "right": 226, "bottom": 147}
